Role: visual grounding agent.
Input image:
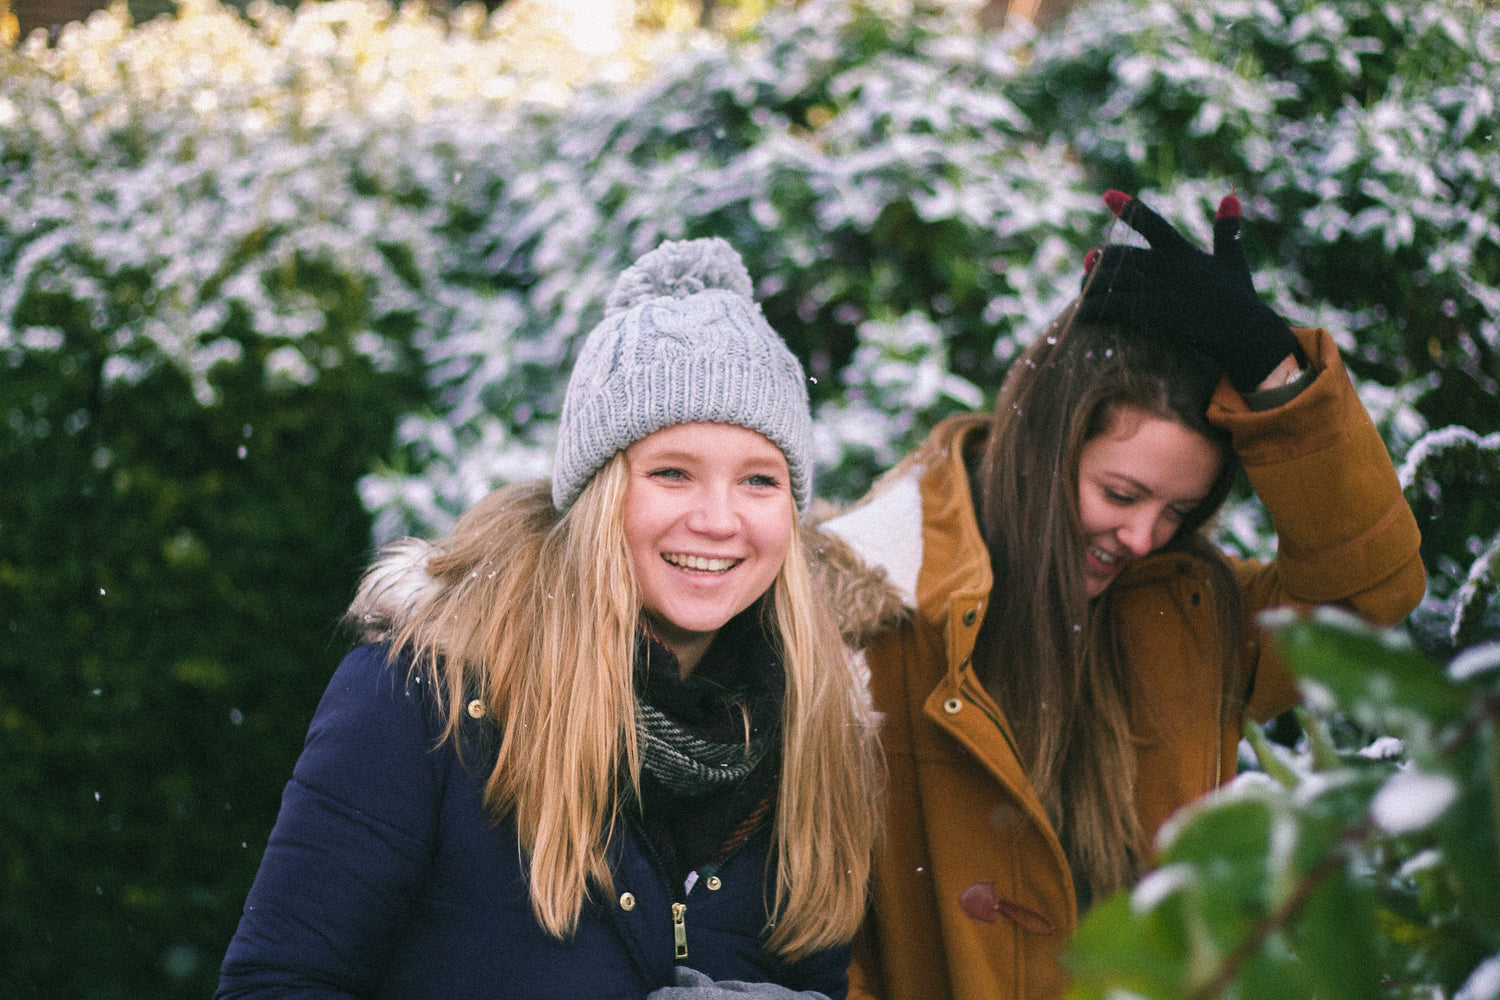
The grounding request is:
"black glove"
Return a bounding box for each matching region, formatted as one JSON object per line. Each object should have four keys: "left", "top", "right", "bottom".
{"left": 1075, "top": 189, "right": 1299, "bottom": 395}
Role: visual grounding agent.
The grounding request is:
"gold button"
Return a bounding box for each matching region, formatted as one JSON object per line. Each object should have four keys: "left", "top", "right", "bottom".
{"left": 943, "top": 697, "right": 962, "bottom": 714}
{"left": 706, "top": 876, "right": 722, "bottom": 891}
{"left": 963, "top": 608, "right": 977, "bottom": 626}
{"left": 619, "top": 892, "right": 636, "bottom": 911}
{"left": 466, "top": 699, "right": 486, "bottom": 719}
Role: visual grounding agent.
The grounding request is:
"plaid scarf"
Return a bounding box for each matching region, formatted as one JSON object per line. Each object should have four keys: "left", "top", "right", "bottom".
{"left": 634, "top": 609, "right": 784, "bottom": 798}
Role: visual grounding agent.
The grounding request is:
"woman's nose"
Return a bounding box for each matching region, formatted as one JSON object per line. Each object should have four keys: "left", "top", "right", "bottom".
{"left": 1117, "top": 511, "right": 1160, "bottom": 557}
{"left": 686, "top": 489, "right": 739, "bottom": 535}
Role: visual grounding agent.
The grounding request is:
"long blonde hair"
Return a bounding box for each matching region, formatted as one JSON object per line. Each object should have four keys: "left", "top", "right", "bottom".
{"left": 364, "top": 454, "right": 879, "bottom": 958}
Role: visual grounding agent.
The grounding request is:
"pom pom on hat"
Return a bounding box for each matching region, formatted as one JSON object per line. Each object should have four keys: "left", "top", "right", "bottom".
{"left": 606, "top": 237, "right": 754, "bottom": 316}
{"left": 552, "top": 238, "right": 813, "bottom": 514}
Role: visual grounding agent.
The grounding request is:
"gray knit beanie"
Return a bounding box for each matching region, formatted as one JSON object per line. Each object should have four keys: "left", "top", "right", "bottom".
{"left": 552, "top": 237, "right": 813, "bottom": 513}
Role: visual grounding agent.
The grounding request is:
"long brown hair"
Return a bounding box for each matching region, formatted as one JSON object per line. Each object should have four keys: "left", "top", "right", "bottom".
{"left": 357, "top": 455, "right": 880, "bottom": 958}
{"left": 975, "top": 311, "right": 1245, "bottom": 900}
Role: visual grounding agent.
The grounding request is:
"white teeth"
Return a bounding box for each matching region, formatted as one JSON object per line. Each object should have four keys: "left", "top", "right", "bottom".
{"left": 664, "top": 553, "right": 738, "bottom": 572}
{"left": 1091, "top": 547, "right": 1118, "bottom": 566}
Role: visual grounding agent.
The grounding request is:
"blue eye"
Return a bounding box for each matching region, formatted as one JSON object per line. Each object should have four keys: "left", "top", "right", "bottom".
{"left": 649, "top": 468, "right": 686, "bottom": 480}
{"left": 746, "top": 474, "right": 781, "bottom": 488}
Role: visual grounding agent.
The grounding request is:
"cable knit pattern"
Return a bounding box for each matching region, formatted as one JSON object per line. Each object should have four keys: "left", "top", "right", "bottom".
{"left": 552, "top": 237, "right": 812, "bottom": 513}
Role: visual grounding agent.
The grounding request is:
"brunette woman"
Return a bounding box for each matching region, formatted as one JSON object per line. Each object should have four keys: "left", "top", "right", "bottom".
{"left": 824, "top": 192, "right": 1426, "bottom": 1000}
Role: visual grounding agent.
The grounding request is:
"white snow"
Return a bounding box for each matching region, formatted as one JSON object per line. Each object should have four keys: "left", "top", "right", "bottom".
{"left": 1449, "top": 642, "right": 1500, "bottom": 682}
{"left": 1456, "top": 954, "right": 1500, "bottom": 1000}
{"left": 1370, "top": 768, "right": 1459, "bottom": 835}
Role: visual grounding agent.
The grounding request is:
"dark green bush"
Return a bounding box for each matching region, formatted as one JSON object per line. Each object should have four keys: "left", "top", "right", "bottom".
{"left": 0, "top": 265, "right": 422, "bottom": 997}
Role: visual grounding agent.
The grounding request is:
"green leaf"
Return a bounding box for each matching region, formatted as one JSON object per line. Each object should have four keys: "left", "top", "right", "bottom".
{"left": 1293, "top": 868, "right": 1384, "bottom": 1000}
{"left": 1243, "top": 717, "right": 1300, "bottom": 788}
{"left": 1270, "top": 612, "right": 1468, "bottom": 731}
{"left": 1065, "top": 889, "right": 1189, "bottom": 1000}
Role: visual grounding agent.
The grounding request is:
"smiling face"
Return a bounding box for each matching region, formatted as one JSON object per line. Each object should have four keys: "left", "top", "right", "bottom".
{"left": 623, "top": 422, "right": 795, "bottom": 675}
{"left": 1076, "top": 403, "right": 1225, "bottom": 598}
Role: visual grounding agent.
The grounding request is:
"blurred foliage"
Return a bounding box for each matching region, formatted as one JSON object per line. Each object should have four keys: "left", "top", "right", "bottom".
{"left": 0, "top": 0, "right": 1496, "bottom": 996}
{"left": 15, "top": 0, "right": 776, "bottom": 46}
{"left": 1065, "top": 615, "right": 1500, "bottom": 1000}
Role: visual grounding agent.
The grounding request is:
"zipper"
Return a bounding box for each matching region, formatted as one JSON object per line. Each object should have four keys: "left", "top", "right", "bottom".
{"left": 1215, "top": 685, "right": 1226, "bottom": 789}
{"left": 671, "top": 902, "right": 688, "bottom": 959}
{"left": 956, "top": 669, "right": 1022, "bottom": 763}
{"left": 668, "top": 854, "right": 734, "bottom": 961}
{"left": 1215, "top": 695, "right": 1225, "bottom": 788}
{"left": 628, "top": 795, "right": 769, "bottom": 966}
{"left": 625, "top": 812, "right": 691, "bottom": 962}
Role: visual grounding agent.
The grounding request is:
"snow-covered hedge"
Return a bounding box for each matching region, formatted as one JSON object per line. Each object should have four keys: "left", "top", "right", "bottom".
{"left": 2, "top": 0, "right": 1496, "bottom": 994}
{"left": 8, "top": 0, "right": 1493, "bottom": 648}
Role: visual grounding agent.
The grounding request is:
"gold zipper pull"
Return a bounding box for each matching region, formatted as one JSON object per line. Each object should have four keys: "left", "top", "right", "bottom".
{"left": 671, "top": 901, "right": 688, "bottom": 959}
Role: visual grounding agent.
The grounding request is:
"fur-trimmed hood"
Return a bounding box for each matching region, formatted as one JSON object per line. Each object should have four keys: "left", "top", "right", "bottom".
{"left": 346, "top": 536, "right": 445, "bottom": 645}
{"left": 801, "top": 521, "right": 909, "bottom": 645}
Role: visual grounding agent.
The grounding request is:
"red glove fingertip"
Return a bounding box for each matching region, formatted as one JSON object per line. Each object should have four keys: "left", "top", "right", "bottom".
{"left": 1216, "top": 193, "right": 1241, "bottom": 219}
{"left": 1084, "top": 248, "right": 1101, "bottom": 273}
{"left": 1102, "top": 189, "right": 1132, "bottom": 216}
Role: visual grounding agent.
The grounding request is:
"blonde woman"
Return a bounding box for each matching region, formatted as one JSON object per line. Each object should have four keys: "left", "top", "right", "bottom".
{"left": 216, "top": 238, "right": 880, "bottom": 1000}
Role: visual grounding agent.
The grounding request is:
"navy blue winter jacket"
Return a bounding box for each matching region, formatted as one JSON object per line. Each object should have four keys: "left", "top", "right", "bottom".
{"left": 215, "top": 643, "right": 849, "bottom": 999}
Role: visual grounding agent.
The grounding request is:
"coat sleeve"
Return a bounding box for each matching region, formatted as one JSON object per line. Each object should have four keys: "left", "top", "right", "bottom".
{"left": 1209, "top": 327, "right": 1427, "bottom": 722}
{"left": 215, "top": 644, "right": 443, "bottom": 999}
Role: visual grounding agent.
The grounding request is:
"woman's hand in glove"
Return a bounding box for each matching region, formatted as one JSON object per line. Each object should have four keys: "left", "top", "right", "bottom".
{"left": 1075, "top": 190, "right": 1300, "bottom": 395}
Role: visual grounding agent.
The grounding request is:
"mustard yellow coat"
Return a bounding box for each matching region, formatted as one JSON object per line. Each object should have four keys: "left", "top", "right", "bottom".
{"left": 823, "top": 328, "right": 1426, "bottom": 1000}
